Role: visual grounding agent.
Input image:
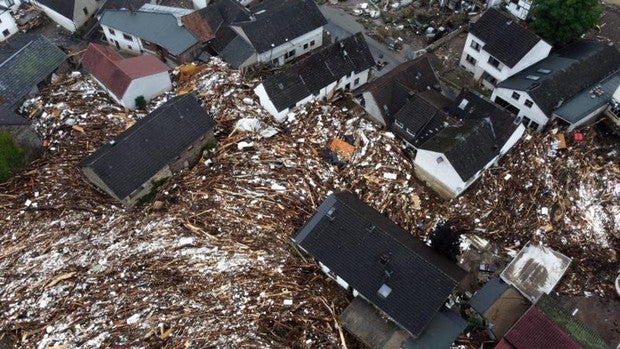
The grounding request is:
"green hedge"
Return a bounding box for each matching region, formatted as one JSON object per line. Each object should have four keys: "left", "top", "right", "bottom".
{"left": 0, "top": 132, "right": 25, "bottom": 183}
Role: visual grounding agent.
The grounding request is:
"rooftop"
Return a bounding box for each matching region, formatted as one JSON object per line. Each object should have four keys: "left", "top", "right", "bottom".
{"left": 391, "top": 90, "right": 451, "bottom": 147}
{"left": 293, "top": 192, "right": 466, "bottom": 337}
{"left": 554, "top": 71, "right": 620, "bottom": 124}
{"left": 0, "top": 106, "right": 30, "bottom": 126}
{"left": 34, "top": 0, "right": 74, "bottom": 19}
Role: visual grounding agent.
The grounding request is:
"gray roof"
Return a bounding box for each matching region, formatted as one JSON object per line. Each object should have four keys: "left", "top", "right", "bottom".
{"left": 469, "top": 277, "right": 510, "bottom": 314}
{"left": 99, "top": 10, "right": 199, "bottom": 56}
{"left": 209, "top": 26, "right": 256, "bottom": 68}
{"left": 262, "top": 33, "right": 374, "bottom": 112}
{"left": 403, "top": 307, "right": 467, "bottom": 349}
{"left": 0, "top": 106, "right": 30, "bottom": 126}
{"left": 469, "top": 8, "right": 544, "bottom": 68}
{"left": 294, "top": 192, "right": 466, "bottom": 337}
{"left": 498, "top": 41, "right": 620, "bottom": 116}
{"left": 391, "top": 90, "right": 451, "bottom": 147}
{"left": 80, "top": 94, "right": 215, "bottom": 200}
{"left": 34, "top": 0, "right": 74, "bottom": 19}
{"left": 554, "top": 71, "right": 620, "bottom": 124}
{"left": 0, "top": 34, "right": 67, "bottom": 109}
{"left": 238, "top": 0, "right": 326, "bottom": 53}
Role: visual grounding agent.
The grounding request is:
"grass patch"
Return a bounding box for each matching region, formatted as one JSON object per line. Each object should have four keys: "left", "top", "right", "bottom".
{"left": 0, "top": 132, "right": 25, "bottom": 183}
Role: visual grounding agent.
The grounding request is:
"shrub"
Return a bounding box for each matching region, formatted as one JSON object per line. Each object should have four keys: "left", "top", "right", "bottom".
{"left": 0, "top": 132, "right": 25, "bottom": 183}
{"left": 135, "top": 96, "right": 147, "bottom": 109}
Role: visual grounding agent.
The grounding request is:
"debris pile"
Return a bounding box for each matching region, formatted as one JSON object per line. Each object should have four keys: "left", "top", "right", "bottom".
{"left": 0, "top": 58, "right": 618, "bottom": 348}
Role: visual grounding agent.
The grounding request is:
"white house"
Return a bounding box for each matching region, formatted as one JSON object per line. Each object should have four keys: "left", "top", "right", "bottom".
{"left": 254, "top": 33, "right": 375, "bottom": 121}
{"left": 459, "top": 8, "right": 551, "bottom": 90}
{"left": 492, "top": 41, "right": 620, "bottom": 131}
{"left": 0, "top": 5, "right": 18, "bottom": 41}
{"left": 1, "top": 0, "right": 21, "bottom": 12}
{"left": 505, "top": 0, "right": 532, "bottom": 20}
{"left": 26, "top": 0, "right": 103, "bottom": 32}
{"left": 414, "top": 91, "right": 525, "bottom": 199}
{"left": 81, "top": 43, "right": 172, "bottom": 110}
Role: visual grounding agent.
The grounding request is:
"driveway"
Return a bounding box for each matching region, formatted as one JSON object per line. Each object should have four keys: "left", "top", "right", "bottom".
{"left": 320, "top": 5, "right": 405, "bottom": 77}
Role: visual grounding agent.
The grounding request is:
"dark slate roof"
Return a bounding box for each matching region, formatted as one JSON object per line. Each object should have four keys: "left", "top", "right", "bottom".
{"left": 0, "top": 106, "right": 30, "bottom": 126}
{"left": 209, "top": 26, "right": 256, "bottom": 68}
{"left": 391, "top": 90, "right": 451, "bottom": 147}
{"left": 0, "top": 34, "right": 67, "bottom": 109}
{"left": 213, "top": 0, "right": 251, "bottom": 24}
{"left": 238, "top": 0, "right": 327, "bottom": 53}
{"left": 35, "top": 0, "right": 74, "bottom": 19}
{"left": 99, "top": 10, "right": 199, "bottom": 56}
{"left": 469, "top": 8, "right": 544, "bottom": 68}
{"left": 469, "top": 278, "right": 510, "bottom": 314}
{"left": 498, "top": 41, "right": 620, "bottom": 116}
{"left": 79, "top": 94, "right": 215, "bottom": 200}
{"left": 293, "top": 192, "right": 466, "bottom": 337}
{"left": 102, "top": 0, "right": 151, "bottom": 10}
{"left": 261, "top": 33, "right": 374, "bottom": 112}
{"left": 402, "top": 307, "right": 467, "bottom": 349}
{"left": 361, "top": 54, "right": 441, "bottom": 125}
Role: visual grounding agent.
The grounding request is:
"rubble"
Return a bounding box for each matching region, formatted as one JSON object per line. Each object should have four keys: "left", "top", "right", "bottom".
{"left": 0, "top": 58, "right": 618, "bottom": 348}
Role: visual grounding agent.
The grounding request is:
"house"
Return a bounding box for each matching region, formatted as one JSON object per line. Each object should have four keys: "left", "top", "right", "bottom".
{"left": 356, "top": 54, "right": 443, "bottom": 127}
{"left": 492, "top": 41, "right": 620, "bottom": 131}
{"left": 0, "top": 33, "right": 67, "bottom": 110}
{"left": 254, "top": 33, "right": 374, "bottom": 121}
{"left": 79, "top": 93, "right": 215, "bottom": 207}
{"left": 0, "top": 3, "right": 18, "bottom": 41}
{"left": 603, "top": 85, "right": 620, "bottom": 135}
{"left": 1, "top": 0, "right": 20, "bottom": 12}
{"left": 81, "top": 43, "right": 172, "bottom": 110}
{"left": 459, "top": 8, "right": 551, "bottom": 90}
{"left": 414, "top": 91, "right": 525, "bottom": 199}
{"left": 505, "top": 0, "right": 532, "bottom": 20}
{"left": 99, "top": 7, "right": 203, "bottom": 65}
{"left": 293, "top": 192, "right": 467, "bottom": 344}
{"left": 496, "top": 294, "right": 611, "bottom": 349}
{"left": 0, "top": 106, "right": 42, "bottom": 162}
{"left": 500, "top": 242, "right": 571, "bottom": 303}
{"left": 26, "top": 0, "right": 103, "bottom": 32}
{"left": 204, "top": 0, "right": 327, "bottom": 69}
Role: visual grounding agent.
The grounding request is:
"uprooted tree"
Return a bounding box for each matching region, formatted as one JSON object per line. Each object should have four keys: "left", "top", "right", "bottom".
{"left": 529, "top": 0, "right": 602, "bottom": 46}
{"left": 429, "top": 222, "right": 463, "bottom": 262}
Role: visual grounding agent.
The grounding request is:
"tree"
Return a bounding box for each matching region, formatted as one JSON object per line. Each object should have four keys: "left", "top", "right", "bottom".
{"left": 529, "top": 0, "right": 602, "bottom": 46}
{"left": 429, "top": 222, "right": 462, "bottom": 262}
{"left": 0, "top": 132, "right": 25, "bottom": 183}
{"left": 134, "top": 96, "right": 147, "bottom": 109}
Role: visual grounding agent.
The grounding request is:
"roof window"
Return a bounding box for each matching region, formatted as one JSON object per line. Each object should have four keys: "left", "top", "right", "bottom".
{"left": 536, "top": 68, "right": 551, "bottom": 74}
{"left": 378, "top": 284, "right": 392, "bottom": 299}
{"left": 526, "top": 75, "right": 540, "bottom": 81}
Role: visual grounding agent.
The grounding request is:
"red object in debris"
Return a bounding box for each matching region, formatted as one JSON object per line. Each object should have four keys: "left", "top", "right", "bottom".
{"left": 574, "top": 132, "right": 584, "bottom": 142}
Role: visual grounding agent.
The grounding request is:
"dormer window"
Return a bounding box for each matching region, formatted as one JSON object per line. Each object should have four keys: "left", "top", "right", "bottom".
{"left": 436, "top": 156, "right": 444, "bottom": 164}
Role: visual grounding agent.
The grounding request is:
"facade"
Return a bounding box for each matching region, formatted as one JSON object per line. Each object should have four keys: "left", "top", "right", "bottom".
{"left": 492, "top": 41, "right": 620, "bottom": 131}
{"left": 254, "top": 33, "right": 374, "bottom": 121}
{"left": 79, "top": 94, "right": 215, "bottom": 207}
{"left": 81, "top": 43, "right": 172, "bottom": 109}
{"left": 293, "top": 192, "right": 466, "bottom": 340}
{"left": 459, "top": 8, "right": 551, "bottom": 90}
{"left": 0, "top": 5, "right": 18, "bottom": 41}
{"left": 27, "top": 0, "right": 103, "bottom": 32}
{"left": 414, "top": 92, "right": 525, "bottom": 199}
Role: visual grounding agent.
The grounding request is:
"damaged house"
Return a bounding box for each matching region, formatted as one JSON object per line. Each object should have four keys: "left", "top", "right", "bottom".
{"left": 491, "top": 41, "right": 620, "bottom": 131}
{"left": 414, "top": 91, "right": 525, "bottom": 199}
{"left": 0, "top": 2, "right": 18, "bottom": 41}
{"left": 26, "top": 0, "right": 104, "bottom": 32}
{"left": 293, "top": 192, "right": 467, "bottom": 349}
{"left": 254, "top": 33, "right": 374, "bottom": 121}
{"left": 81, "top": 43, "right": 172, "bottom": 110}
{"left": 79, "top": 93, "right": 215, "bottom": 207}
{"left": 459, "top": 8, "right": 551, "bottom": 90}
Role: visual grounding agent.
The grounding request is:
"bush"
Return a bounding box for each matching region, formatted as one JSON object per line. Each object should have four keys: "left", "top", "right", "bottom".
{"left": 135, "top": 96, "right": 147, "bottom": 109}
{"left": 0, "top": 132, "right": 25, "bottom": 183}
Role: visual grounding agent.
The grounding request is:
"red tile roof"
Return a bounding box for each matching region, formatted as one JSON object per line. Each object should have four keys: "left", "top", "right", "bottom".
{"left": 496, "top": 307, "right": 582, "bottom": 349}
{"left": 81, "top": 43, "right": 169, "bottom": 99}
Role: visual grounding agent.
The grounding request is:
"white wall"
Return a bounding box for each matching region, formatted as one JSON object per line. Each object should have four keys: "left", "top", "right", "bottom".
{"left": 319, "top": 262, "right": 350, "bottom": 290}
{"left": 32, "top": 1, "right": 76, "bottom": 31}
{"left": 554, "top": 105, "right": 607, "bottom": 132}
{"left": 1, "top": 0, "right": 21, "bottom": 12}
{"left": 101, "top": 24, "right": 145, "bottom": 54}
{"left": 29, "top": 0, "right": 101, "bottom": 32}
{"left": 415, "top": 149, "right": 466, "bottom": 197}
{"left": 491, "top": 87, "right": 548, "bottom": 130}
{"left": 505, "top": 0, "right": 531, "bottom": 20}
{"left": 0, "top": 10, "right": 18, "bottom": 41}
{"left": 360, "top": 92, "right": 387, "bottom": 126}
{"left": 460, "top": 33, "right": 551, "bottom": 88}
{"left": 192, "top": 0, "right": 209, "bottom": 9}
{"left": 255, "top": 27, "right": 324, "bottom": 66}
{"left": 122, "top": 71, "right": 172, "bottom": 109}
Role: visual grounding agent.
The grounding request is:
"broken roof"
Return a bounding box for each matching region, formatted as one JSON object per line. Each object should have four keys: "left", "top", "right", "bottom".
{"left": 79, "top": 94, "right": 215, "bottom": 200}
{"left": 469, "top": 8, "right": 545, "bottom": 68}
{"left": 81, "top": 43, "right": 169, "bottom": 99}
{"left": 99, "top": 10, "right": 199, "bottom": 56}
{"left": 0, "top": 33, "right": 67, "bottom": 109}
{"left": 500, "top": 243, "right": 571, "bottom": 302}
{"left": 34, "top": 0, "right": 74, "bottom": 19}
{"left": 261, "top": 33, "right": 374, "bottom": 112}
{"left": 391, "top": 90, "right": 451, "bottom": 147}
{"left": 497, "top": 294, "right": 611, "bottom": 349}
{"left": 498, "top": 41, "right": 620, "bottom": 116}
{"left": 238, "top": 0, "right": 327, "bottom": 53}
{"left": 293, "top": 191, "right": 466, "bottom": 337}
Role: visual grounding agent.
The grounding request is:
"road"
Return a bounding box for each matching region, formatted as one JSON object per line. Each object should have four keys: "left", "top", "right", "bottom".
{"left": 320, "top": 5, "right": 405, "bottom": 77}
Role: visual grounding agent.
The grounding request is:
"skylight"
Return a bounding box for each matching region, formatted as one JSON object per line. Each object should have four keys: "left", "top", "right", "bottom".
{"left": 378, "top": 284, "right": 392, "bottom": 299}
{"left": 536, "top": 68, "right": 551, "bottom": 74}
{"left": 458, "top": 99, "right": 469, "bottom": 110}
{"left": 526, "top": 75, "right": 540, "bottom": 81}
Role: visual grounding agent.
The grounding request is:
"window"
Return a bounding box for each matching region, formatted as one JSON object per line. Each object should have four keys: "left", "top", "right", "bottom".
{"left": 487, "top": 56, "right": 502, "bottom": 70}
{"left": 436, "top": 157, "right": 444, "bottom": 164}
{"left": 108, "top": 28, "right": 115, "bottom": 36}
{"left": 272, "top": 58, "right": 279, "bottom": 65}
{"left": 303, "top": 43, "right": 308, "bottom": 49}
{"left": 284, "top": 49, "right": 296, "bottom": 59}
{"left": 0, "top": 18, "right": 3, "bottom": 24}
{"left": 123, "top": 33, "right": 133, "bottom": 41}
{"left": 354, "top": 78, "right": 360, "bottom": 86}
{"left": 127, "top": 45, "right": 132, "bottom": 50}
{"left": 522, "top": 116, "right": 532, "bottom": 126}
{"left": 465, "top": 54, "right": 476, "bottom": 65}
{"left": 511, "top": 92, "right": 521, "bottom": 100}
{"left": 524, "top": 99, "right": 533, "bottom": 108}
{"left": 470, "top": 40, "right": 481, "bottom": 51}
{"left": 530, "top": 120, "right": 540, "bottom": 130}
{"left": 83, "top": 7, "right": 88, "bottom": 16}
{"left": 394, "top": 120, "right": 404, "bottom": 128}
{"left": 406, "top": 128, "right": 415, "bottom": 136}
{"left": 310, "top": 40, "right": 315, "bottom": 46}
{"left": 2, "top": 29, "right": 9, "bottom": 37}
{"left": 485, "top": 75, "right": 498, "bottom": 85}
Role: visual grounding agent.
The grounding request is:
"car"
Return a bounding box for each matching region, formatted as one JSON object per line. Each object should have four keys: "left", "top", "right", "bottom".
{"left": 385, "top": 37, "right": 402, "bottom": 51}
